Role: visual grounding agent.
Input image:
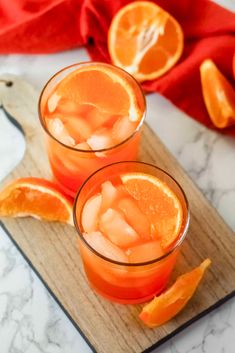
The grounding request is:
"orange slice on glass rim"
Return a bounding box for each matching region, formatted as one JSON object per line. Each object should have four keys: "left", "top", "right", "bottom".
{"left": 200, "top": 59, "right": 235, "bottom": 129}
{"left": 140, "top": 259, "right": 211, "bottom": 327}
{"left": 121, "top": 172, "right": 183, "bottom": 249}
{"left": 0, "top": 177, "right": 73, "bottom": 225}
{"left": 108, "top": 1, "right": 184, "bottom": 82}
{"left": 50, "top": 63, "right": 144, "bottom": 123}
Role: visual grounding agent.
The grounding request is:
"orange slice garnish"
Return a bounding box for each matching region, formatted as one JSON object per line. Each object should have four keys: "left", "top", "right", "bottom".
{"left": 140, "top": 259, "right": 211, "bottom": 327}
{"left": 108, "top": 1, "right": 184, "bottom": 82}
{"left": 0, "top": 177, "right": 73, "bottom": 225}
{"left": 121, "top": 172, "right": 183, "bottom": 249}
{"left": 200, "top": 59, "right": 235, "bottom": 129}
{"left": 52, "top": 63, "right": 144, "bottom": 122}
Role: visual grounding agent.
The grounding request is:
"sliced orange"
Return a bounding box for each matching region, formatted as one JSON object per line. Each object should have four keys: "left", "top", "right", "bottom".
{"left": 108, "top": 1, "right": 184, "bottom": 82}
{"left": 0, "top": 177, "right": 73, "bottom": 225}
{"left": 51, "top": 63, "right": 144, "bottom": 122}
{"left": 140, "top": 259, "right": 211, "bottom": 327}
{"left": 121, "top": 173, "right": 183, "bottom": 249}
{"left": 200, "top": 59, "right": 235, "bottom": 129}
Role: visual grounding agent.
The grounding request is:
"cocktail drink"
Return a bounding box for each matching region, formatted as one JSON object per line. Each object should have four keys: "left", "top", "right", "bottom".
{"left": 39, "top": 63, "right": 145, "bottom": 197}
{"left": 74, "top": 161, "right": 189, "bottom": 304}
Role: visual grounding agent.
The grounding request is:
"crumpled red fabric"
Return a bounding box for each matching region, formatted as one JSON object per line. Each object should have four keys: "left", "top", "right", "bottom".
{"left": 0, "top": 0, "right": 235, "bottom": 136}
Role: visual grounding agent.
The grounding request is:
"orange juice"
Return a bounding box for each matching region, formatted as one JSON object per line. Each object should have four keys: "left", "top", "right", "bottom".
{"left": 39, "top": 62, "right": 145, "bottom": 197}
{"left": 74, "top": 162, "right": 190, "bottom": 304}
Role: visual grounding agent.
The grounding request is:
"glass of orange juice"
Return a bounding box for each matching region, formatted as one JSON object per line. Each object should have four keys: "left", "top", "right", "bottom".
{"left": 38, "top": 62, "right": 145, "bottom": 197}
{"left": 74, "top": 161, "right": 190, "bottom": 304}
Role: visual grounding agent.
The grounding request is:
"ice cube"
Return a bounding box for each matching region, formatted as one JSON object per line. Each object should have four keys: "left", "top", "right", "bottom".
{"left": 47, "top": 118, "right": 75, "bottom": 146}
{"left": 112, "top": 116, "right": 136, "bottom": 143}
{"left": 57, "top": 99, "right": 78, "bottom": 115}
{"left": 48, "top": 117, "right": 63, "bottom": 134}
{"left": 87, "top": 128, "right": 115, "bottom": 157}
{"left": 47, "top": 92, "right": 60, "bottom": 113}
{"left": 99, "top": 208, "right": 139, "bottom": 248}
{"left": 75, "top": 142, "right": 91, "bottom": 150}
{"left": 127, "top": 241, "right": 164, "bottom": 263}
{"left": 86, "top": 106, "right": 111, "bottom": 130}
{"left": 102, "top": 115, "right": 119, "bottom": 129}
{"left": 101, "top": 181, "right": 118, "bottom": 211}
{"left": 87, "top": 128, "right": 114, "bottom": 150}
{"left": 45, "top": 111, "right": 64, "bottom": 121}
{"left": 65, "top": 116, "right": 92, "bottom": 142}
{"left": 82, "top": 194, "right": 102, "bottom": 232}
{"left": 118, "top": 197, "right": 151, "bottom": 240}
{"left": 83, "top": 231, "right": 128, "bottom": 262}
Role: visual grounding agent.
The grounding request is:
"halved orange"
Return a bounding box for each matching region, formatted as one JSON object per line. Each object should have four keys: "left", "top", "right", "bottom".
{"left": 108, "top": 1, "right": 184, "bottom": 82}
{"left": 200, "top": 59, "right": 235, "bottom": 129}
{"left": 51, "top": 63, "right": 144, "bottom": 122}
{"left": 0, "top": 177, "right": 73, "bottom": 225}
{"left": 121, "top": 173, "right": 183, "bottom": 249}
{"left": 140, "top": 258, "right": 211, "bottom": 327}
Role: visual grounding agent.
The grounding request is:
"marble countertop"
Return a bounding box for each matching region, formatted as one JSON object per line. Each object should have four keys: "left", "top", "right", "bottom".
{"left": 0, "top": 1, "right": 235, "bottom": 352}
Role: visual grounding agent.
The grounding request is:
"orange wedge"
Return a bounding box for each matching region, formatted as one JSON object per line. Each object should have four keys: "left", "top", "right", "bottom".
{"left": 52, "top": 63, "right": 144, "bottom": 122}
{"left": 200, "top": 59, "right": 235, "bottom": 128}
{"left": 0, "top": 177, "right": 73, "bottom": 225}
{"left": 121, "top": 173, "right": 183, "bottom": 249}
{"left": 140, "top": 259, "right": 211, "bottom": 327}
{"left": 108, "top": 1, "right": 184, "bottom": 82}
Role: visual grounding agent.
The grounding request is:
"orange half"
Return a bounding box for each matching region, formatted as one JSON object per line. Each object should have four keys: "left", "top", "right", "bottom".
{"left": 0, "top": 177, "right": 73, "bottom": 225}
{"left": 121, "top": 172, "right": 183, "bottom": 249}
{"left": 200, "top": 59, "right": 235, "bottom": 129}
{"left": 51, "top": 63, "right": 144, "bottom": 122}
{"left": 108, "top": 1, "right": 184, "bottom": 82}
{"left": 140, "top": 258, "right": 211, "bottom": 327}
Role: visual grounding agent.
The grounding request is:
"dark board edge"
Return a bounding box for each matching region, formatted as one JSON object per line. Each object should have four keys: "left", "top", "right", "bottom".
{"left": 1, "top": 220, "right": 234, "bottom": 353}
{"left": 1, "top": 105, "right": 25, "bottom": 136}
{"left": 0, "top": 221, "right": 97, "bottom": 353}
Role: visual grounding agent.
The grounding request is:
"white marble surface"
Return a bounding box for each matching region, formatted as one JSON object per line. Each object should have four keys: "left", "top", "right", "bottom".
{"left": 0, "top": 1, "right": 235, "bottom": 351}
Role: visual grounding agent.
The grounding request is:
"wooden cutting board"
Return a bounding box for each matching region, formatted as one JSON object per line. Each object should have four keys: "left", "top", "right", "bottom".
{"left": 1, "top": 74, "right": 235, "bottom": 353}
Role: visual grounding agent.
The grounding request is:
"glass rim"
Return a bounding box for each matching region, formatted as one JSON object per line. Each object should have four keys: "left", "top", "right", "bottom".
{"left": 73, "top": 161, "right": 190, "bottom": 267}
{"left": 38, "top": 61, "right": 146, "bottom": 153}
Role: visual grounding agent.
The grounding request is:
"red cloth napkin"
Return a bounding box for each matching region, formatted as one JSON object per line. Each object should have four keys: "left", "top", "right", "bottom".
{"left": 1, "top": 0, "right": 235, "bottom": 136}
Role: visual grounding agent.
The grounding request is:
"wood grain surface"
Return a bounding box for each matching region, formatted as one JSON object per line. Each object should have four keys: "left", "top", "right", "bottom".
{"left": 0, "top": 75, "right": 235, "bottom": 353}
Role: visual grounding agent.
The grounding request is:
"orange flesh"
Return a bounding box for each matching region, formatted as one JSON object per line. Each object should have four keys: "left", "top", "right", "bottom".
{"left": 200, "top": 59, "right": 235, "bottom": 128}
{"left": 0, "top": 177, "right": 72, "bottom": 224}
{"left": 122, "top": 174, "right": 183, "bottom": 249}
{"left": 108, "top": 1, "right": 184, "bottom": 81}
{"left": 140, "top": 259, "right": 211, "bottom": 327}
